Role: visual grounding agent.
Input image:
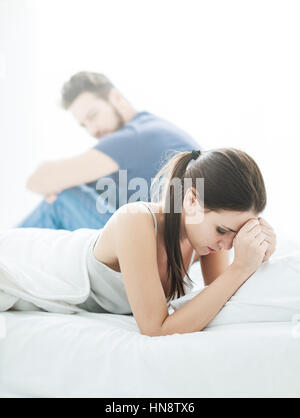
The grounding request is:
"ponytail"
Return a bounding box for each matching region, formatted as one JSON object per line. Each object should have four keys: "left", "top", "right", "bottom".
{"left": 152, "top": 151, "right": 200, "bottom": 302}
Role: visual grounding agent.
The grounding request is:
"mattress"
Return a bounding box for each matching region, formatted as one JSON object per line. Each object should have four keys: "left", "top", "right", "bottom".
{"left": 0, "top": 310, "right": 299, "bottom": 398}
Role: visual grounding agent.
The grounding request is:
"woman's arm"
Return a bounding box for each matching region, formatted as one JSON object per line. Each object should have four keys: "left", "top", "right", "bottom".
{"left": 114, "top": 205, "right": 169, "bottom": 337}
{"left": 160, "top": 264, "right": 250, "bottom": 335}
{"left": 200, "top": 250, "right": 231, "bottom": 286}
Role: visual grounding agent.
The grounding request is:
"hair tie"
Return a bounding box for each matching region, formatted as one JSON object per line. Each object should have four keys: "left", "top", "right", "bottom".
{"left": 191, "top": 150, "right": 201, "bottom": 160}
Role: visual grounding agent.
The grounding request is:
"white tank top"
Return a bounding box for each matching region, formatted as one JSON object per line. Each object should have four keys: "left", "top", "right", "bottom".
{"left": 78, "top": 203, "right": 196, "bottom": 314}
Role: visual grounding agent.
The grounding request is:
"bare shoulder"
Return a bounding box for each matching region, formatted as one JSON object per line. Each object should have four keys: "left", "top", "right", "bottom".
{"left": 116, "top": 201, "right": 156, "bottom": 219}
{"left": 111, "top": 202, "right": 160, "bottom": 266}
{"left": 93, "top": 202, "right": 158, "bottom": 267}
{"left": 113, "top": 202, "right": 157, "bottom": 243}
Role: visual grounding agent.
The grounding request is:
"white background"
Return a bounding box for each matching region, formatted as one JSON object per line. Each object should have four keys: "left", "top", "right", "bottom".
{"left": 1, "top": 0, "right": 299, "bottom": 241}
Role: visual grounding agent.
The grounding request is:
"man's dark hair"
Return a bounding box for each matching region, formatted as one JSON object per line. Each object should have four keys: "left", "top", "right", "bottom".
{"left": 61, "top": 72, "right": 115, "bottom": 109}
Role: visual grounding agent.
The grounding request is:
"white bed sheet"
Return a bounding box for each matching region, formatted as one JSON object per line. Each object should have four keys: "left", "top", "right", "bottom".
{"left": 0, "top": 310, "right": 300, "bottom": 398}
{"left": 0, "top": 233, "right": 300, "bottom": 398}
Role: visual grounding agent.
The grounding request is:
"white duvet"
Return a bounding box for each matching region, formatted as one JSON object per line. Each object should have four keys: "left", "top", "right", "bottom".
{"left": 0, "top": 228, "right": 98, "bottom": 313}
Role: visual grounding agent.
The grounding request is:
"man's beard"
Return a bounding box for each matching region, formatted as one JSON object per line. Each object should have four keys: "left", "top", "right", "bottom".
{"left": 109, "top": 103, "right": 125, "bottom": 130}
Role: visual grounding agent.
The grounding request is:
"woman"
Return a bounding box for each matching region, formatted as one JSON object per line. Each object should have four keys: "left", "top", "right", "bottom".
{"left": 0, "top": 148, "right": 276, "bottom": 335}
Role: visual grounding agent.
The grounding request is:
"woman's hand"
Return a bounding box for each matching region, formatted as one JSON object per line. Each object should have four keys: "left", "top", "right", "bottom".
{"left": 258, "top": 217, "right": 277, "bottom": 262}
{"left": 232, "top": 218, "right": 270, "bottom": 277}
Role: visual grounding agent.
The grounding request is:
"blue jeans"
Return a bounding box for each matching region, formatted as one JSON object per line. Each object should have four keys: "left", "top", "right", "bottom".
{"left": 17, "top": 185, "right": 115, "bottom": 231}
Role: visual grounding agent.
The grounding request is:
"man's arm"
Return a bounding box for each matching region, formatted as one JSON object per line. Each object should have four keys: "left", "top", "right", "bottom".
{"left": 26, "top": 149, "right": 119, "bottom": 195}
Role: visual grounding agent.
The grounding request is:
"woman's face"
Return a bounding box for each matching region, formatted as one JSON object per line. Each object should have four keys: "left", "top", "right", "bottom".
{"left": 182, "top": 188, "right": 257, "bottom": 256}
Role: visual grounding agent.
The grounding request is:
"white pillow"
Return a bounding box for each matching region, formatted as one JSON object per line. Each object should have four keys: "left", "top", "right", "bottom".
{"left": 170, "top": 251, "right": 300, "bottom": 328}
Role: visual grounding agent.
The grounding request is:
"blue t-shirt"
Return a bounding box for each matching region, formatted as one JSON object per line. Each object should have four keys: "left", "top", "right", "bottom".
{"left": 89, "top": 111, "right": 200, "bottom": 207}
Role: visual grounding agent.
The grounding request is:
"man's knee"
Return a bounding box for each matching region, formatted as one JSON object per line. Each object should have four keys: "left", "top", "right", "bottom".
{"left": 50, "top": 187, "right": 82, "bottom": 206}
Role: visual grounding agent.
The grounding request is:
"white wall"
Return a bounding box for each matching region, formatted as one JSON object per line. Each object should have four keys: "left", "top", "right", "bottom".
{"left": 0, "top": 0, "right": 40, "bottom": 227}
{"left": 1, "top": 0, "right": 300, "bottom": 240}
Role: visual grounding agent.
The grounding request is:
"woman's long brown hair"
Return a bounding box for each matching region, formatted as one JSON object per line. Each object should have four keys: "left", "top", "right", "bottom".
{"left": 151, "top": 148, "right": 267, "bottom": 303}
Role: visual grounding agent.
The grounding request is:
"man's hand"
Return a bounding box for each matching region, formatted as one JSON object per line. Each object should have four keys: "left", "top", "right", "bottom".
{"left": 45, "top": 194, "right": 58, "bottom": 204}
{"left": 258, "top": 217, "right": 277, "bottom": 262}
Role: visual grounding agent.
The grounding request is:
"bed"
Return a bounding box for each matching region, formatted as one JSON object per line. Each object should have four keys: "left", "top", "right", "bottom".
{"left": 0, "top": 234, "right": 300, "bottom": 398}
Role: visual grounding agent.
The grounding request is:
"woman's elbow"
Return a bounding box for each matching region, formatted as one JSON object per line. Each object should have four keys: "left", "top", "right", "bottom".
{"left": 139, "top": 313, "right": 171, "bottom": 337}
{"left": 140, "top": 328, "right": 162, "bottom": 337}
{"left": 139, "top": 322, "right": 167, "bottom": 337}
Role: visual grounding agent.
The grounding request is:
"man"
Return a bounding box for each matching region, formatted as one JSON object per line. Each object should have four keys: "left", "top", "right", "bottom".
{"left": 18, "top": 71, "right": 199, "bottom": 230}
